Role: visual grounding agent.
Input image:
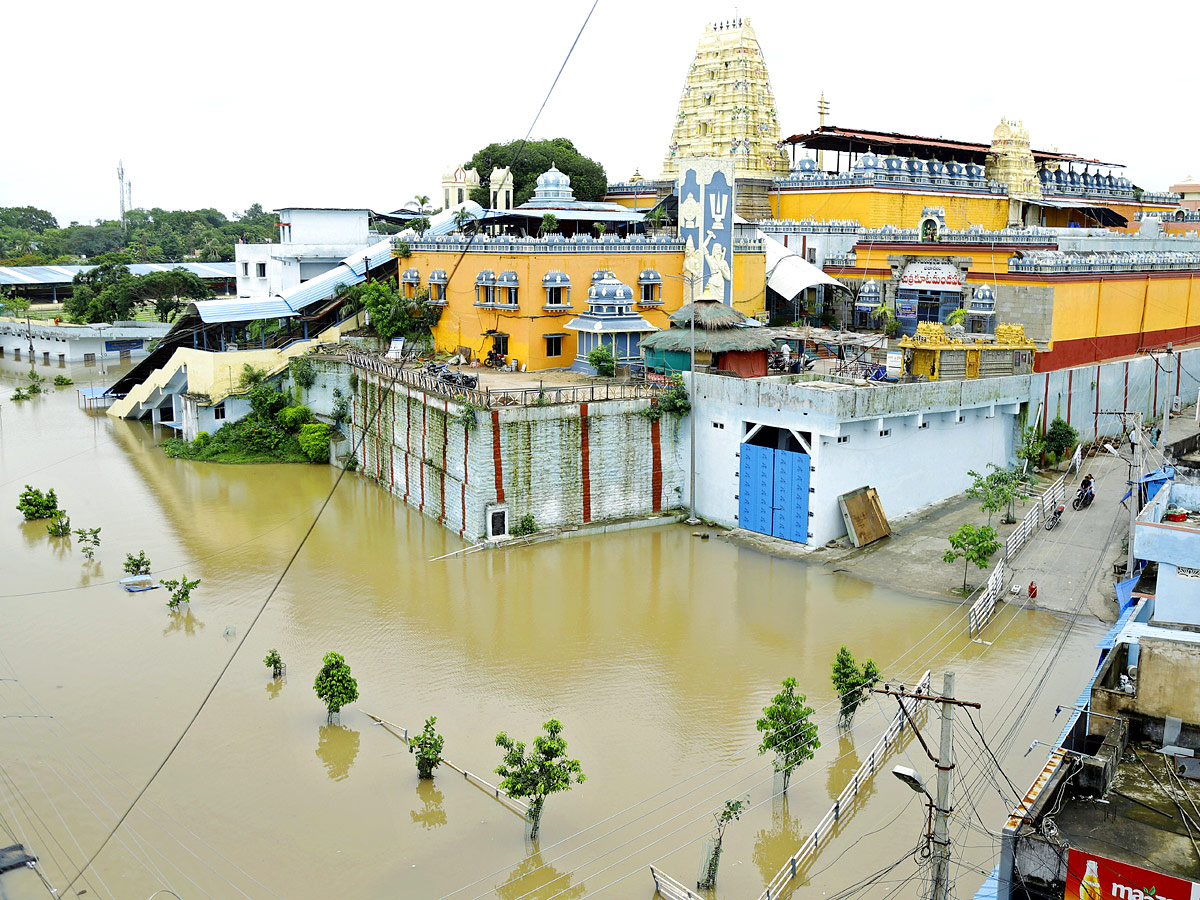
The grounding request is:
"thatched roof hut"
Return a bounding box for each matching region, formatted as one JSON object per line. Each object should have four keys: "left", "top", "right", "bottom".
{"left": 642, "top": 299, "right": 775, "bottom": 377}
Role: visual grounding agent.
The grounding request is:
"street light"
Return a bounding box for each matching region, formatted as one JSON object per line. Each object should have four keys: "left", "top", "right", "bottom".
{"left": 893, "top": 765, "right": 932, "bottom": 801}
{"left": 96, "top": 323, "right": 111, "bottom": 378}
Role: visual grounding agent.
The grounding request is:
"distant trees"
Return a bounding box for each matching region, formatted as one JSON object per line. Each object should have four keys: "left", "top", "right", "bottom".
{"left": 464, "top": 138, "right": 607, "bottom": 207}
{"left": 64, "top": 265, "right": 210, "bottom": 323}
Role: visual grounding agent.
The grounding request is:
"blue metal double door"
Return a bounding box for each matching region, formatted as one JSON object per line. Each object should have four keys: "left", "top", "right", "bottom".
{"left": 738, "top": 444, "right": 809, "bottom": 544}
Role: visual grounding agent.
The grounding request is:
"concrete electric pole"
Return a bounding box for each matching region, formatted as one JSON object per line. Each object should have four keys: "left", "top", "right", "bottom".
{"left": 875, "top": 673, "right": 980, "bottom": 900}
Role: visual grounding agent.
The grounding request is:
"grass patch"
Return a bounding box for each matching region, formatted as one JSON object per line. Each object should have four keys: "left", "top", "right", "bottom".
{"left": 162, "top": 414, "right": 317, "bottom": 464}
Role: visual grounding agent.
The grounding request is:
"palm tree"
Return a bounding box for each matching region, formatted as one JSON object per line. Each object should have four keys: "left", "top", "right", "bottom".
{"left": 871, "top": 304, "right": 898, "bottom": 337}
{"left": 452, "top": 208, "right": 476, "bottom": 234}
{"left": 414, "top": 194, "right": 431, "bottom": 213}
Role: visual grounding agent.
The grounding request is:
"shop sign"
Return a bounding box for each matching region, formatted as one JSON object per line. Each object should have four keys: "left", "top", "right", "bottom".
{"left": 1064, "top": 848, "right": 1200, "bottom": 900}
{"left": 105, "top": 339, "right": 143, "bottom": 352}
{"left": 900, "top": 261, "right": 964, "bottom": 292}
{"left": 895, "top": 298, "right": 918, "bottom": 317}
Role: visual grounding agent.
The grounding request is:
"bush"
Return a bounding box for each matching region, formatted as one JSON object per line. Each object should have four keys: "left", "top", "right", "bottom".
{"left": 1045, "top": 417, "right": 1078, "bottom": 459}
{"left": 588, "top": 344, "right": 615, "bottom": 377}
{"left": 124, "top": 550, "right": 152, "bottom": 576}
{"left": 277, "top": 405, "right": 312, "bottom": 432}
{"left": 248, "top": 383, "right": 289, "bottom": 420}
{"left": 241, "top": 422, "right": 285, "bottom": 454}
{"left": 17, "top": 485, "right": 59, "bottom": 520}
{"left": 239, "top": 364, "right": 268, "bottom": 389}
{"left": 192, "top": 431, "right": 211, "bottom": 451}
{"left": 289, "top": 356, "right": 317, "bottom": 390}
{"left": 47, "top": 513, "right": 71, "bottom": 537}
{"left": 298, "top": 423, "right": 332, "bottom": 462}
{"left": 331, "top": 389, "right": 350, "bottom": 425}
{"left": 53, "top": 375, "right": 74, "bottom": 386}
{"left": 512, "top": 514, "right": 538, "bottom": 537}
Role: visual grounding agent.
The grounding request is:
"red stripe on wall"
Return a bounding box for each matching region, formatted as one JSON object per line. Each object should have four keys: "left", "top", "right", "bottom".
{"left": 650, "top": 403, "right": 662, "bottom": 513}
{"left": 1036, "top": 327, "right": 1200, "bottom": 371}
{"left": 1124, "top": 361, "right": 1129, "bottom": 412}
{"left": 1094, "top": 366, "right": 1100, "bottom": 441}
{"left": 581, "top": 403, "right": 591, "bottom": 524}
{"left": 419, "top": 400, "right": 426, "bottom": 512}
{"left": 491, "top": 410, "right": 505, "bottom": 503}
{"left": 439, "top": 401, "right": 448, "bottom": 524}
{"left": 1066, "top": 369, "right": 1073, "bottom": 427}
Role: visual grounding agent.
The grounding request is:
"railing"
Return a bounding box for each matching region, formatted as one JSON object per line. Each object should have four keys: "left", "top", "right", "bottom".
{"left": 857, "top": 225, "right": 1058, "bottom": 246}
{"left": 1136, "top": 210, "right": 1200, "bottom": 223}
{"left": 1140, "top": 191, "right": 1183, "bottom": 205}
{"left": 1009, "top": 250, "right": 1200, "bottom": 274}
{"left": 404, "top": 233, "right": 686, "bottom": 254}
{"left": 967, "top": 472, "right": 1067, "bottom": 637}
{"left": 757, "top": 670, "right": 933, "bottom": 900}
{"left": 772, "top": 169, "right": 1007, "bottom": 196}
{"left": 649, "top": 866, "right": 703, "bottom": 900}
{"left": 344, "top": 350, "right": 668, "bottom": 409}
{"left": 756, "top": 218, "right": 862, "bottom": 234}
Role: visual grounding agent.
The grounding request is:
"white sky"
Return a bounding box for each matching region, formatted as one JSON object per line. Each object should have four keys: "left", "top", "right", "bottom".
{"left": 2, "top": 0, "right": 1195, "bottom": 227}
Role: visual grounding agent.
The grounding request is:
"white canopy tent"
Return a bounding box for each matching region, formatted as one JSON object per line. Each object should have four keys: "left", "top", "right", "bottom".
{"left": 760, "top": 232, "right": 848, "bottom": 300}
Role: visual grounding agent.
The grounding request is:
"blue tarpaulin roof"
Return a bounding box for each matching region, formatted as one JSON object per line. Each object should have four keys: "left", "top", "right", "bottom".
{"left": 1120, "top": 465, "right": 1173, "bottom": 505}
{"left": 1114, "top": 576, "right": 1139, "bottom": 616}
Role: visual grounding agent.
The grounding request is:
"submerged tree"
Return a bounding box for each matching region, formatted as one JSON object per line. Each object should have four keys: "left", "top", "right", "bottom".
{"left": 16, "top": 485, "right": 59, "bottom": 520}
{"left": 313, "top": 651, "right": 359, "bottom": 722}
{"left": 123, "top": 550, "right": 152, "bottom": 576}
{"left": 160, "top": 574, "right": 200, "bottom": 609}
{"left": 697, "top": 797, "right": 748, "bottom": 890}
{"left": 74, "top": 526, "right": 101, "bottom": 560}
{"left": 495, "top": 719, "right": 585, "bottom": 841}
{"left": 756, "top": 677, "right": 819, "bottom": 793}
{"left": 830, "top": 646, "right": 880, "bottom": 728}
{"left": 264, "top": 649, "right": 284, "bottom": 678}
{"left": 411, "top": 715, "right": 445, "bottom": 779}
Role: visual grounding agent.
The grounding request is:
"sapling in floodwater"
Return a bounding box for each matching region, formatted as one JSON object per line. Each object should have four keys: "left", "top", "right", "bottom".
{"left": 264, "top": 649, "right": 284, "bottom": 678}
{"left": 160, "top": 575, "right": 200, "bottom": 608}
{"left": 74, "top": 526, "right": 101, "bottom": 560}
{"left": 123, "top": 550, "right": 152, "bottom": 576}
{"left": 411, "top": 716, "right": 445, "bottom": 779}
{"left": 697, "top": 797, "right": 748, "bottom": 890}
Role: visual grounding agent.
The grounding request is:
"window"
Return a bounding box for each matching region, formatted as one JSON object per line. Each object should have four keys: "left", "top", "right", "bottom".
{"left": 84, "top": 353, "right": 95, "bottom": 365}
{"left": 879, "top": 429, "right": 890, "bottom": 437}
{"left": 214, "top": 403, "right": 226, "bottom": 421}
{"left": 241, "top": 262, "right": 249, "bottom": 277}
{"left": 256, "top": 263, "right": 266, "bottom": 278}
{"left": 431, "top": 284, "right": 445, "bottom": 303}
{"left": 698, "top": 122, "right": 710, "bottom": 137}
{"left": 640, "top": 283, "right": 659, "bottom": 304}
{"left": 546, "top": 286, "right": 565, "bottom": 306}
{"left": 836, "top": 435, "right": 848, "bottom": 444}
{"left": 546, "top": 335, "right": 563, "bottom": 357}
{"left": 492, "top": 334, "right": 509, "bottom": 355}
{"left": 457, "top": 188, "right": 464, "bottom": 204}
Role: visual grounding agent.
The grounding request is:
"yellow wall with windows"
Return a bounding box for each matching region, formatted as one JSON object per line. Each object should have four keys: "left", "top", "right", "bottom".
{"left": 399, "top": 248, "right": 766, "bottom": 371}
{"left": 772, "top": 189, "right": 1011, "bottom": 229}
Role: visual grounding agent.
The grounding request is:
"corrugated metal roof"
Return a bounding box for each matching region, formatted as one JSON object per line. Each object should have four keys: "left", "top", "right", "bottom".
{"left": 193, "top": 298, "right": 296, "bottom": 323}
{"left": 0, "top": 262, "right": 235, "bottom": 286}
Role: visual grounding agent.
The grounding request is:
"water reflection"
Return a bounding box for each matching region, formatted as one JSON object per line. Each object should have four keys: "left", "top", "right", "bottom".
{"left": 752, "top": 796, "right": 803, "bottom": 885}
{"left": 410, "top": 780, "right": 446, "bottom": 829}
{"left": 826, "top": 734, "right": 869, "bottom": 803}
{"left": 163, "top": 608, "right": 205, "bottom": 637}
{"left": 265, "top": 677, "right": 284, "bottom": 700}
{"left": 315, "top": 724, "right": 360, "bottom": 781}
{"left": 495, "top": 852, "right": 584, "bottom": 900}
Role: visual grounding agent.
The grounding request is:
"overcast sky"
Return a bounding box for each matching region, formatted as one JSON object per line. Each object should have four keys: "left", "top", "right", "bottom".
{"left": 3, "top": 0, "right": 1194, "bottom": 227}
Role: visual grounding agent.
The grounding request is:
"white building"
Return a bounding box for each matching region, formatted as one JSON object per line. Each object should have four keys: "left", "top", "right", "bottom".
{"left": 234, "top": 208, "right": 378, "bottom": 297}
{"left": 690, "top": 371, "right": 1024, "bottom": 545}
{"left": 0, "top": 319, "right": 171, "bottom": 365}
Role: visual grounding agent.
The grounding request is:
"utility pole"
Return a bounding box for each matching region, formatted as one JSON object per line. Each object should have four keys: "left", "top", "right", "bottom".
{"left": 1129, "top": 413, "right": 1142, "bottom": 566}
{"left": 1162, "top": 343, "right": 1173, "bottom": 452}
{"left": 875, "top": 673, "right": 979, "bottom": 900}
{"left": 118, "top": 160, "right": 127, "bottom": 232}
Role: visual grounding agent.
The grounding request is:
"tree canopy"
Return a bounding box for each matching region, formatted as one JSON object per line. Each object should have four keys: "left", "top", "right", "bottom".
{"left": 755, "top": 677, "right": 818, "bottom": 792}
{"left": 0, "top": 204, "right": 278, "bottom": 267}
{"left": 464, "top": 138, "right": 607, "bottom": 207}
{"left": 63, "top": 265, "right": 211, "bottom": 323}
{"left": 495, "top": 718, "right": 585, "bottom": 840}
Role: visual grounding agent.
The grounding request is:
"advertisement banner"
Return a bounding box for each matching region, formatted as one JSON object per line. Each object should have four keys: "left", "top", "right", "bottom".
{"left": 1065, "top": 848, "right": 1200, "bottom": 900}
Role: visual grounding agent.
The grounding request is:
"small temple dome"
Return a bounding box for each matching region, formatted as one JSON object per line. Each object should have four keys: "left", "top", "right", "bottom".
{"left": 1038, "top": 168, "right": 1054, "bottom": 184}
{"left": 856, "top": 151, "right": 880, "bottom": 171}
{"left": 946, "top": 161, "right": 965, "bottom": 178}
{"left": 531, "top": 165, "right": 576, "bottom": 203}
{"left": 496, "top": 270, "right": 519, "bottom": 287}
{"left": 965, "top": 163, "right": 984, "bottom": 180}
{"left": 795, "top": 157, "right": 818, "bottom": 173}
{"left": 591, "top": 269, "right": 616, "bottom": 285}
{"left": 970, "top": 283, "right": 996, "bottom": 311}
{"left": 992, "top": 119, "right": 1013, "bottom": 143}
{"left": 542, "top": 271, "right": 570, "bottom": 286}
{"left": 428, "top": 269, "right": 448, "bottom": 284}
{"left": 905, "top": 157, "right": 925, "bottom": 175}
{"left": 638, "top": 269, "right": 663, "bottom": 283}
{"left": 475, "top": 270, "right": 496, "bottom": 286}
{"left": 401, "top": 268, "right": 420, "bottom": 283}
{"left": 884, "top": 155, "right": 905, "bottom": 172}
{"left": 587, "top": 274, "right": 633, "bottom": 304}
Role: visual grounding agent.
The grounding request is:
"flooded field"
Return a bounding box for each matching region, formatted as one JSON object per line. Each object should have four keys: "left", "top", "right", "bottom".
{"left": 0, "top": 355, "right": 1106, "bottom": 900}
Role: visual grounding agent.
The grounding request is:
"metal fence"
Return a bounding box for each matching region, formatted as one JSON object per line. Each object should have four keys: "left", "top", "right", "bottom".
{"left": 966, "top": 470, "right": 1069, "bottom": 637}
{"left": 756, "top": 670, "right": 933, "bottom": 900}
{"left": 344, "top": 350, "right": 667, "bottom": 409}
{"left": 648, "top": 866, "right": 703, "bottom": 900}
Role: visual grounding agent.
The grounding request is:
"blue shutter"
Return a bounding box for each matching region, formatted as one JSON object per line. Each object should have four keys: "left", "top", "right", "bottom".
{"left": 738, "top": 444, "right": 774, "bottom": 535}
{"left": 772, "top": 450, "right": 810, "bottom": 544}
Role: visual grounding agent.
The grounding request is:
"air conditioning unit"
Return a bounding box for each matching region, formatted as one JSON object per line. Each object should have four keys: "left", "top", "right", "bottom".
{"left": 485, "top": 503, "right": 509, "bottom": 540}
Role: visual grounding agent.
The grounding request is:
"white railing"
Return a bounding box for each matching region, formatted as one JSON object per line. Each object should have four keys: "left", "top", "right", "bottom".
{"left": 967, "top": 472, "right": 1067, "bottom": 637}
{"left": 756, "top": 671, "right": 932, "bottom": 900}
{"left": 649, "top": 866, "right": 703, "bottom": 900}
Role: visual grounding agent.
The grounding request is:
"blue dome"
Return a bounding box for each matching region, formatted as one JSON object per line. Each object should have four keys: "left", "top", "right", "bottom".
{"left": 856, "top": 151, "right": 880, "bottom": 171}
{"left": 475, "top": 270, "right": 496, "bottom": 286}
{"left": 531, "top": 165, "right": 576, "bottom": 203}
{"left": 857, "top": 279, "right": 881, "bottom": 298}
{"left": 496, "top": 270, "right": 519, "bottom": 287}
{"left": 1054, "top": 169, "right": 1067, "bottom": 184}
{"left": 1068, "top": 171, "right": 1081, "bottom": 185}
{"left": 795, "top": 158, "right": 818, "bottom": 173}
{"left": 542, "top": 270, "right": 570, "bottom": 286}
{"left": 1117, "top": 176, "right": 1131, "bottom": 189}
{"left": 884, "top": 155, "right": 905, "bottom": 172}
{"left": 587, "top": 275, "right": 634, "bottom": 304}
{"left": 591, "top": 269, "right": 616, "bottom": 284}
{"left": 1038, "top": 168, "right": 1054, "bottom": 183}
{"left": 429, "top": 269, "right": 448, "bottom": 284}
{"left": 638, "top": 269, "right": 663, "bottom": 283}
{"left": 927, "top": 159, "right": 945, "bottom": 176}
{"left": 401, "top": 267, "right": 420, "bottom": 282}
{"left": 947, "top": 161, "right": 965, "bottom": 178}
{"left": 970, "top": 283, "right": 996, "bottom": 311}
{"left": 905, "top": 157, "right": 924, "bottom": 175}
{"left": 1082, "top": 172, "right": 1095, "bottom": 188}
{"left": 965, "top": 164, "right": 984, "bottom": 180}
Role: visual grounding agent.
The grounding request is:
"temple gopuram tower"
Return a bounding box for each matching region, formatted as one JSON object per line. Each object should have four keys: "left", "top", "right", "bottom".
{"left": 662, "top": 18, "right": 788, "bottom": 220}
{"left": 985, "top": 117, "right": 1041, "bottom": 223}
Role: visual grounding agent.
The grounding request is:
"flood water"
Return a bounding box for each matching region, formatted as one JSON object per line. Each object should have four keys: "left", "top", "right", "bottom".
{"left": 0, "top": 355, "right": 1106, "bottom": 900}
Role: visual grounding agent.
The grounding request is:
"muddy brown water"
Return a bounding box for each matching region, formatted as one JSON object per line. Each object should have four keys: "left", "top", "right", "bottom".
{"left": 0, "top": 356, "right": 1106, "bottom": 900}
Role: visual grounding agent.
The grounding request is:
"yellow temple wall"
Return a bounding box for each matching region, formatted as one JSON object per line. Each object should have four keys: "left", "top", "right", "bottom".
{"left": 771, "top": 189, "right": 1010, "bottom": 229}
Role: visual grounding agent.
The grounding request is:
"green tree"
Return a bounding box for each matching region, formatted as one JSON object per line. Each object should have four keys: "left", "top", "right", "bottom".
{"left": 1015, "top": 425, "right": 1046, "bottom": 471}
{"left": 161, "top": 574, "right": 200, "bottom": 608}
{"left": 495, "top": 719, "right": 586, "bottom": 840}
{"left": 298, "top": 423, "right": 332, "bottom": 462}
{"left": 645, "top": 207, "right": 668, "bottom": 232}
{"left": 411, "top": 716, "right": 445, "bottom": 779}
{"left": 74, "top": 526, "right": 101, "bottom": 560}
{"left": 1045, "top": 416, "right": 1079, "bottom": 464}
{"left": 451, "top": 207, "right": 476, "bottom": 233}
{"left": 264, "top": 649, "right": 284, "bottom": 678}
{"left": 966, "top": 464, "right": 1029, "bottom": 526}
{"left": 46, "top": 512, "right": 71, "bottom": 537}
{"left": 1, "top": 292, "right": 31, "bottom": 318}
{"left": 123, "top": 550, "right": 152, "bottom": 576}
{"left": 587, "top": 344, "right": 615, "bottom": 377}
{"left": 830, "top": 646, "right": 880, "bottom": 728}
{"left": 464, "top": 138, "right": 607, "bottom": 207}
{"left": 943, "top": 523, "right": 1000, "bottom": 594}
{"left": 945, "top": 308, "right": 967, "bottom": 326}
{"left": 539, "top": 213, "right": 558, "bottom": 236}
{"left": 16, "top": 485, "right": 59, "bottom": 520}
{"left": 698, "top": 798, "right": 748, "bottom": 890}
{"left": 756, "top": 677, "right": 818, "bottom": 793}
{"left": 314, "top": 651, "right": 359, "bottom": 721}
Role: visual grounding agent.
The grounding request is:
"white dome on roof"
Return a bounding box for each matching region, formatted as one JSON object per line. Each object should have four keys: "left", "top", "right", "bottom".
{"left": 532, "top": 165, "right": 576, "bottom": 203}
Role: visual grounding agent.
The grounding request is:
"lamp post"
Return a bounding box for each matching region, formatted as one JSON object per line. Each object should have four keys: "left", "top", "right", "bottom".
{"left": 1103, "top": 418, "right": 1141, "bottom": 566}
{"left": 96, "top": 323, "right": 110, "bottom": 378}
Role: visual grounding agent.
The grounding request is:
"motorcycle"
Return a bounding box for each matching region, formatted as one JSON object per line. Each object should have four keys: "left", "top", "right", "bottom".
{"left": 484, "top": 349, "right": 506, "bottom": 369}
{"left": 1071, "top": 487, "right": 1095, "bottom": 511}
{"left": 450, "top": 371, "right": 479, "bottom": 389}
{"left": 1044, "top": 504, "right": 1065, "bottom": 531}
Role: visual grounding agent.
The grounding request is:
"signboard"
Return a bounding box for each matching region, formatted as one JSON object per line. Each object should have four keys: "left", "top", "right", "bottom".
{"left": 1065, "top": 848, "right": 1200, "bottom": 900}
{"left": 677, "top": 158, "right": 735, "bottom": 305}
{"left": 899, "top": 261, "right": 964, "bottom": 292}
{"left": 105, "top": 339, "right": 143, "bottom": 352}
{"left": 895, "top": 298, "right": 918, "bottom": 318}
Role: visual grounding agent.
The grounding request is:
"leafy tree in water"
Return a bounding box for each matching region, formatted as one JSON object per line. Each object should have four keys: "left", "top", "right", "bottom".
{"left": 16, "top": 485, "right": 59, "bottom": 520}
{"left": 464, "top": 138, "right": 607, "bottom": 207}
{"left": 123, "top": 550, "right": 152, "bottom": 575}
{"left": 264, "top": 649, "right": 284, "bottom": 678}
{"left": 314, "top": 651, "right": 359, "bottom": 722}
{"left": 411, "top": 716, "right": 445, "bottom": 779}
{"left": 756, "top": 677, "right": 818, "bottom": 793}
{"left": 161, "top": 574, "right": 200, "bottom": 608}
{"left": 830, "top": 646, "right": 880, "bottom": 728}
{"left": 1045, "top": 416, "right": 1079, "bottom": 464}
{"left": 698, "top": 797, "right": 748, "bottom": 890}
{"left": 943, "top": 523, "right": 1000, "bottom": 594}
{"left": 74, "top": 526, "right": 101, "bottom": 560}
{"left": 495, "top": 719, "right": 585, "bottom": 840}
{"left": 46, "top": 512, "right": 71, "bottom": 537}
